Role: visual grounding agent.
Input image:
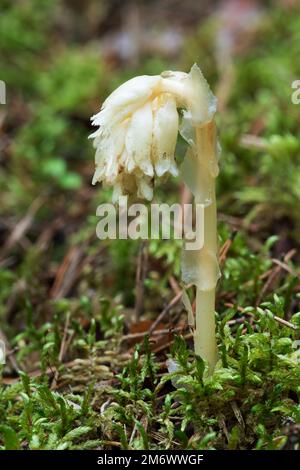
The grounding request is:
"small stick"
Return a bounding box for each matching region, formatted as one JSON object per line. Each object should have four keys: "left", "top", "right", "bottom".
{"left": 224, "top": 302, "right": 297, "bottom": 331}
{"left": 271, "top": 258, "right": 299, "bottom": 278}
{"left": 121, "top": 326, "right": 185, "bottom": 342}
{"left": 239, "top": 134, "right": 267, "bottom": 150}
{"left": 256, "top": 249, "right": 297, "bottom": 306}
{"left": 219, "top": 230, "right": 238, "bottom": 264}
{"left": 152, "top": 332, "right": 193, "bottom": 354}
{"left": 272, "top": 315, "right": 297, "bottom": 330}
{"left": 148, "top": 284, "right": 192, "bottom": 336}
{"left": 168, "top": 275, "right": 181, "bottom": 295}
{"left": 50, "top": 245, "right": 85, "bottom": 299}
{"left": 0, "top": 196, "right": 44, "bottom": 260}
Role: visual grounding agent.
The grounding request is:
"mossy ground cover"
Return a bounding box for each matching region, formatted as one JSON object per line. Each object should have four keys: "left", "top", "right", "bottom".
{"left": 0, "top": 0, "right": 300, "bottom": 450}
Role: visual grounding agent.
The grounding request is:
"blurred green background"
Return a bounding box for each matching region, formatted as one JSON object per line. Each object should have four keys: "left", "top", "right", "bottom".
{"left": 1, "top": 0, "right": 300, "bottom": 306}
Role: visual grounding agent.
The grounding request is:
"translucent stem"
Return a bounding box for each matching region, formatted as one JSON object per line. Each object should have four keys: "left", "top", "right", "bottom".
{"left": 194, "top": 122, "right": 218, "bottom": 370}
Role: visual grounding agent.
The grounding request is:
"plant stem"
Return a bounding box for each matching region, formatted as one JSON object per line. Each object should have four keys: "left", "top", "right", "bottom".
{"left": 195, "top": 288, "right": 216, "bottom": 367}
{"left": 194, "top": 122, "right": 219, "bottom": 370}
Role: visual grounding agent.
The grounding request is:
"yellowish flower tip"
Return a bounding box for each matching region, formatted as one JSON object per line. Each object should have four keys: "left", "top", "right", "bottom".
{"left": 90, "top": 64, "right": 217, "bottom": 202}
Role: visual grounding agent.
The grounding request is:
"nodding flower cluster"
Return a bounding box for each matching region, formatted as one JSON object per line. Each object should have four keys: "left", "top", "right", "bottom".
{"left": 90, "top": 64, "right": 217, "bottom": 202}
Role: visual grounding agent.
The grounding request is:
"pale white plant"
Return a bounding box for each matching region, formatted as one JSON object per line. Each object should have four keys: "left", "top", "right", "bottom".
{"left": 90, "top": 64, "right": 220, "bottom": 370}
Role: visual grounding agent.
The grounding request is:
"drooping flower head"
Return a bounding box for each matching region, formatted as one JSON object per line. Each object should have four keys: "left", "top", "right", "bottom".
{"left": 90, "top": 64, "right": 217, "bottom": 202}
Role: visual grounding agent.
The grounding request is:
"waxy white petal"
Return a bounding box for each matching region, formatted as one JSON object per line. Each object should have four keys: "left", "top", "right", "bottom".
{"left": 125, "top": 102, "right": 154, "bottom": 177}
{"left": 137, "top": 177, "right": 153, "bottom": 201}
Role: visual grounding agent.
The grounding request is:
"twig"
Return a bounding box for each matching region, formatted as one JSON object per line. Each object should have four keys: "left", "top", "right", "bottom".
{"left": 218, "top": 212, "right": 259, "bottom": 232}
{"left": 121, "top": 326, "right": 185, "bottom": 342}
{"left": 152, "top": 332, "right": 193, "bottom": 354}
{"left": 239, "top": 134, "right": 267, "bottom": 150}
{"left": 2, "top": 359, "right": 77, "bottom": 385}
{"left": 0, "top": 196, "right": 44, "bottom": 259}
{"left": 50, "top": 245, "right": 85, "bottom": 299}
{"left": 255, "top": 265, "right": 282, "bottom": 307}
{"left": 168, "top": 275, "right": 181, "bottom": 295}
{"left": 272, "top": 315, "right": 297, "bottom": 330}
{"left": 134, "top": 241, "right": 148, "bottom": 321}
{"left": 224, "top": 302, "right": 297, "bottom": 331}
{"left": 219, "top": 229, "right": 238, "bottom": 264}
{"left": 271, "top": 258, "right": 299, "bottom": 278}
{"left": 5, "top": 279, "right": 26, "bottom": 322}
{"left": 148, "top": 284, "right": 192, "bottom": 336}
{"left": 51, "top": 312, "right": 71, "bottom": 389}
{"left": 256, "top": 249, "right": 297, "bottom": 306}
